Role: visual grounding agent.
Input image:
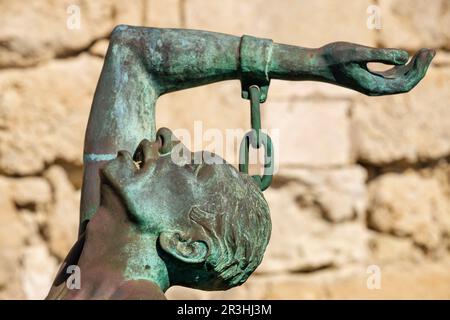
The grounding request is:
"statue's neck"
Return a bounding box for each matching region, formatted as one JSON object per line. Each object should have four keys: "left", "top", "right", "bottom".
{"left": 50, "top": 271, "right": 166, "bottom": 300}
{"left": 49, "top": 185, "right": 169, "bottom": 299}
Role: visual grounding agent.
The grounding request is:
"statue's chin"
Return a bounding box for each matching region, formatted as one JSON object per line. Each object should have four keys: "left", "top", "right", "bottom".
{"left": 99, "top": 178, "right": 128, "bottom": 215}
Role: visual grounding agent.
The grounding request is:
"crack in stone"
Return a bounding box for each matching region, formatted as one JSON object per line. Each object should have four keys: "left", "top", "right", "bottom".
{"left": 358, "top": 155, "right": 450, "bottom": 183}
{"left": 0, "top": 37, "right": 107, "bottom": 71}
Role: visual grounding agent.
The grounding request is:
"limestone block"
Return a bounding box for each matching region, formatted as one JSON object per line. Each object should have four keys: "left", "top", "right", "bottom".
{"left": 268, "top": 80, "right": 358, "bottom": 101}
{"left": 21, "top": 241, "right": 59, "bottom": 300}
{"left": 0, "top": 178, "right": 28, "bottom": 298}
{"left": 369, "top": 233, "right": 423, "bottom": 263}
{"left": 368, "top": 172, "right": 450, "bottom": 250}
{"left": 0, "top": 54, "right": 102, "bottom": 175}
{"left": 263, "top": 100, "right": 353, "bottom": 167}
{"left": 89, "top": 39, "right": 110, "bottom": 58}
{"left": 326, "top": 260, "right": 450, "bottom": 299}
{"left": 278, "top": 166, "right": 368, "bottom": 222}
{"left": 378, "top": 0, "right": 450, "bottom": 51}
{"left": 352, "top": 66, "right": 450, "bottom": 165}
{"left": 167, "top": 274, "right": 281, "bottom": 300}
{"left": 0, "top": 0, "right": 143, "bottom": 67}
{"left": 144, "top": 0, "right": 182, "bottom": 28}
{"left": 0, "top": 178, "right": 28, "bottom": 249}
{"left": 184, "top": 0, "right": 377, "bottom": 48}
{"left": 255, "top": 168, "right": 369, "bottom": 273}
{"left": 44, "top": 166, "right": 80, "bottom": 259}
{"left": 11, "top": 177, "right": 52, "bottom": 208}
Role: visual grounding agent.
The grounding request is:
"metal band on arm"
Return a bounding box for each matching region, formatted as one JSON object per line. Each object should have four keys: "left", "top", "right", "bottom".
{"left": 239, "top": 35, "right": 273, "bottom": 103}
{"left": 238, "top": 35, "right": 274, "bottom": 191}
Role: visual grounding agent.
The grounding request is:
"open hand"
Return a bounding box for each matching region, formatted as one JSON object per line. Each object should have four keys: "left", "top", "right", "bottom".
{"left": 320, "top": 42, "right": 435, "bottom": 96}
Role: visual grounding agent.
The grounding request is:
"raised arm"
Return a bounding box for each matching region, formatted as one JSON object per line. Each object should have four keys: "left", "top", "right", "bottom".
{"left": 80, "top": 25, "right": 434, "bottom": 232}
{"left": 80, "top": 26, "right": 244, "bottom": 230}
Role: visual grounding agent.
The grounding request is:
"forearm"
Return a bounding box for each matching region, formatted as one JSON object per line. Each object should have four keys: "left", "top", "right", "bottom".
{"left": 146, "top": 30, "right": 335, "bottom": 90}
{"left": 113, "top": 26, "right": 329, "bottom": 95}
{"left": 269, "top": 43, "right": 333, "bottom": 83}
{"left": 139, "top": 27, "right": 241, "bottom": 94}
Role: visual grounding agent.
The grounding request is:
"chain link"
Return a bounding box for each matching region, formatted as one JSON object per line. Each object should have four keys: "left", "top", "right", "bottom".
{"left": 239, "top": 85, "right": 274, "bottom": 191}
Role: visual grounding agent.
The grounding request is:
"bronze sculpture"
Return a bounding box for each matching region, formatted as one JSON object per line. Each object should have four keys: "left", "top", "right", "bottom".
{"left": 46, "top": 26, "right": 434, "bottom": 299}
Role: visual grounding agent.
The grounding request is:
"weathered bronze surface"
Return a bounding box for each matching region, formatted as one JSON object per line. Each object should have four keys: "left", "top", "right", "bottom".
{"left": 46, "top": 26, "right": 434, "bottom": 299}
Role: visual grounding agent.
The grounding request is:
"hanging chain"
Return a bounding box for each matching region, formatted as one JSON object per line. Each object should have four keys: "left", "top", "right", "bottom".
{"left": 239, "top": 85, "right": 274, "bottom": 191}
{"left": 249, "top": 85, "right": 262, "bottom": 148}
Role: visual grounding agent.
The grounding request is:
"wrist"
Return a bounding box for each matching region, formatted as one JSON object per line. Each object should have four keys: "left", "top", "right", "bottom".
{"left": 270, "top": 43, "right": 331, "bottom": 82}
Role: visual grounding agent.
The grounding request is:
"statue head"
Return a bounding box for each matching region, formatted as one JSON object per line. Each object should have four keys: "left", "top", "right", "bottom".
{"left": 99, "top": 128, "right": 271, "bottom": 290}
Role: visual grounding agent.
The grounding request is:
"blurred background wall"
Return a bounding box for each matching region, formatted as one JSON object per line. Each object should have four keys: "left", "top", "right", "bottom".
{"left": 0, "top": 0, "right": 449, "bottom": 299}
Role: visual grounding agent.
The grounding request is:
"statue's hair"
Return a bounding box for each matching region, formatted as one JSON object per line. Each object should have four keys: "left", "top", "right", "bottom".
{"left": 189, "top": 172, "right": 271, "bottom": 289}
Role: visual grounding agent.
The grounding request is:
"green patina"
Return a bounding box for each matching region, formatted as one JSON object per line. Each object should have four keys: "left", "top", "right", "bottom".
{"left": 47, "top": 26, "right": 434, "bottom": 299}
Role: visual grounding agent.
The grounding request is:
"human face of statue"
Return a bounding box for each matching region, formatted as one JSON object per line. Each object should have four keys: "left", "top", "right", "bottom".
{"left": 100, "top": 134, "right": 247, "bottom": 233}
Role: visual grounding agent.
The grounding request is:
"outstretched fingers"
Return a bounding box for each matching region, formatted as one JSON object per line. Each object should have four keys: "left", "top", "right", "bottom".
{"left": 360, "top": 46, "right": 410, "bottom": 65}
{"left": 402, "top": 48, "right": 436, "bottom": 89}
{"left": 333, "top": 42, "right": 410, "bottom": 65}
{"left": 381, "top": 48, "right": 434, "bottom": 93}
{"left": 353, "top": 48, "right": 435, "bottom": 95}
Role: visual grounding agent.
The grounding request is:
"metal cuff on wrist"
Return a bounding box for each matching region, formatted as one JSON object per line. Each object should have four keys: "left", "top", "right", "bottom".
{"left": 239, "top": 35, "right": 273, "bottom": 103}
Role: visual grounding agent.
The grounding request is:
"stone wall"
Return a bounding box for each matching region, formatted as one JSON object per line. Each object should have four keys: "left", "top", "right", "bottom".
{"left": 0, "top": 0, "right": 449, "bottom": 299}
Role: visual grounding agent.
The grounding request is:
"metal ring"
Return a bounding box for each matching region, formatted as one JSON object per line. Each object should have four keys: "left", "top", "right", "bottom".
{"left": 239, "top": 130, "right": 274, "bottom": 191}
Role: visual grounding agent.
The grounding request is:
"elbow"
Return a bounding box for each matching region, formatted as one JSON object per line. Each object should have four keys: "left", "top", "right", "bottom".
{"left": 107, "top": 25, "right": 145, "bottom": 66}
{"left": 110, "top": 24, "right": 134, "bottom": 44}
{"left": 107, "top": 24, "right": 155, "bottom": 68}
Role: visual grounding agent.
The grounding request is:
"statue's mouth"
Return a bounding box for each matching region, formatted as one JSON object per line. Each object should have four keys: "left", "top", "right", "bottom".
{"left": 132, "top": 148, "right": 144, "bottom": 169}
{"left": 132, "top": 139, "right": 160, "bottom": 170}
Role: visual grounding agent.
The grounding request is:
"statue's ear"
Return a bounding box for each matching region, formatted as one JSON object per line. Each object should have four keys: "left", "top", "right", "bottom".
{"left": 159, "top": 231, "right": 208, "bottom": 264}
